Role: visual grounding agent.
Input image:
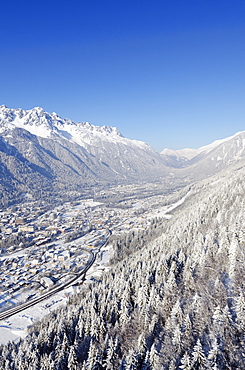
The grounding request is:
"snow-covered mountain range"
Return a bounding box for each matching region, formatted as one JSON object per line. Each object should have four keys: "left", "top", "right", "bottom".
{"left": 0, "top": 105, "right": 156, "bottom": 153}
{"left": 161, "top": 134, "right": 241, "bottom": 161}
{"left": 0, "top": 106, "right": 168, "bottom": 205}
{"left": 161, "top": 130, "right": 245, "bottom": 173}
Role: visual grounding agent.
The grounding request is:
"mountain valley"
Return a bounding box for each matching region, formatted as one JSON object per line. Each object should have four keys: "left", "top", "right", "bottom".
{"left": 1, "top": 106, "right": 245, "bottom": 210}
{"left": 0, "top": 106, "right": 245, "bottom": 369}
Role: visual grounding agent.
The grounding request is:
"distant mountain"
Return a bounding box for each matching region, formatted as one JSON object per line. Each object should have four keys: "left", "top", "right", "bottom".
{"left": 161, "top": 135, "right": 236, "bottom": 162}
{"left": 160, "top": 148, "right": 189, "bottom": 168}
{"left": 0, "top": 106, "right": 168, "bottom": 206}
{"left": 161, "top": 131, "right": 245, "bottom": 176}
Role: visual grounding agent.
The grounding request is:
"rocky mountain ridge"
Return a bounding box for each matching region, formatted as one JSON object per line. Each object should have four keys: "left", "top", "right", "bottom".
{"left": 0, "top": 106, "right": 167, "bottom": 206}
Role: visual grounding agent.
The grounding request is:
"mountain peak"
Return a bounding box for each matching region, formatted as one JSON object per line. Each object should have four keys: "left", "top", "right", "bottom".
{"left": 0, "top": 107, "right": 153, "bottom": 155}
{"left": 32, "top": 106, "right": 46, "bottom": 115}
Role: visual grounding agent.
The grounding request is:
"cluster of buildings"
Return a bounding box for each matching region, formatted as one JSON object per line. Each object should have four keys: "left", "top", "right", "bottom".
{"left": 0, "top": 243, "right": 90, "bottom": 297}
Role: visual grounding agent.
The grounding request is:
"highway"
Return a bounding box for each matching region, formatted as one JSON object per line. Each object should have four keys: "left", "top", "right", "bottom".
{"left": 0, "top": 229, "right": 111, "bottom": 321}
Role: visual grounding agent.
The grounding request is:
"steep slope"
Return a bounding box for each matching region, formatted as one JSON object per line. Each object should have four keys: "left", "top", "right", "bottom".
{"left": 0, "top": 134, "right": 54, "bottom": 206}
{"left": 0, "top": 106, "right": 168, "bottom": 205}
{"left": 181, "top": 131, "right": 245, "bottom": 180}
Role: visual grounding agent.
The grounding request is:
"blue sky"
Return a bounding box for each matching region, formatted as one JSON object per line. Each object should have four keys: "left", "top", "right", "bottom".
{"left": 1, "top": 0, "right": 245, "bottom": 151}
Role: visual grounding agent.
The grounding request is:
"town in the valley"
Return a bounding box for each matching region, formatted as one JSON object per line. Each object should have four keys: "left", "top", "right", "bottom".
{"left": 0, "top": 182, "right": 181, "bottom": 315}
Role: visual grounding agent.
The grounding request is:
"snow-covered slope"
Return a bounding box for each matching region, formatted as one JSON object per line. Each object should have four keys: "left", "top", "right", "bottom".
{"left": 0, "top": 105, "right": 153, "bottom": 153}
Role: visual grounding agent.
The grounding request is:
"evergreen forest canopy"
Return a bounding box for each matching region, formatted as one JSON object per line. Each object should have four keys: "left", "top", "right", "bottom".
{"left": 1, "top": 161, "right": 245, "bottom": 369}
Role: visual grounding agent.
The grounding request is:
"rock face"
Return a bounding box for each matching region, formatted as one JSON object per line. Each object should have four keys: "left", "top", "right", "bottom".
{"left": 0, "top": 106, "right": 167, "bottom": 205}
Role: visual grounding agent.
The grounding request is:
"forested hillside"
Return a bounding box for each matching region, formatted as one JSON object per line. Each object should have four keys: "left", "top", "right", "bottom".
{"left": 1, "top": 165, "right": 245, "bottom": 369}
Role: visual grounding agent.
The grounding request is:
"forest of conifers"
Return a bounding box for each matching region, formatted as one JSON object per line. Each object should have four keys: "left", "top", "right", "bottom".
{"left": 1, "top": 165, "right": 245, "bottom": 369}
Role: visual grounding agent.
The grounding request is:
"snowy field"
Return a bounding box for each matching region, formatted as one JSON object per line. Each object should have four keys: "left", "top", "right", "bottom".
{"left": 146, "top": 192, "right": 190, "bottom": 219}
{"left": 0, "top": 290, "right": 68, "bottom": 344}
